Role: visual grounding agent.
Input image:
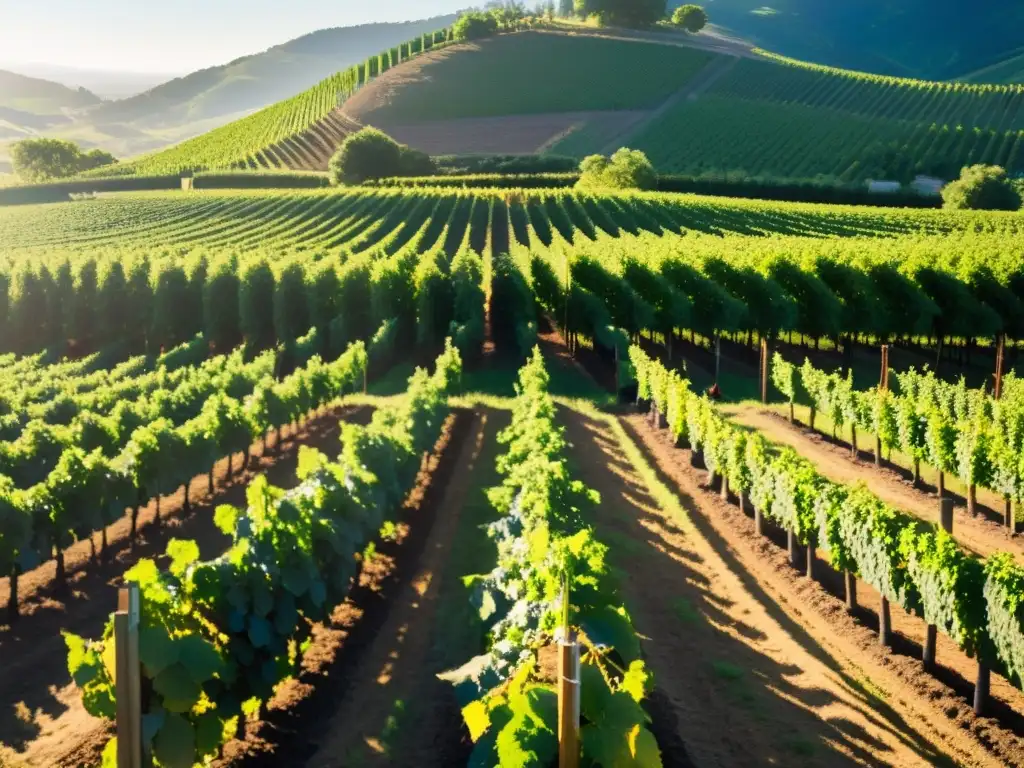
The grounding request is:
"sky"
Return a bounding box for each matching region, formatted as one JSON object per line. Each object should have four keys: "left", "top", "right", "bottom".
{"left": 1, "top": 0, "right": 468, "bottom": 74}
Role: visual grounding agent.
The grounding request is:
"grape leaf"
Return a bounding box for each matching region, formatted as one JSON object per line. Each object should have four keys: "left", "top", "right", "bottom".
{"left": 581, "top": 605, "right": 642, "bottom": 663}
{"left": 139, "top": 625, "right": 178, "bottom": 678}
{"left": 462, "top": 699, "right": 491, "bottom": 742}
{"left": 166, "top": 539, "right": 200, "bottom": 577}
{"left": 176, "top": 634, "right": 222, "bottom": 684}
{"left": 214, "top": 504, "right": 239, "bottom": 536}
{"left": 282, "top": 564, "right": 310, "bottom": 597}
{"left": 153, "top": 664, "right": 202, "bottom": 713}
{"left": 248, "top": 616, "right": 272, "bottom": 649}
{"left": 152, "top": 712, "right": 196, "bottom": 768}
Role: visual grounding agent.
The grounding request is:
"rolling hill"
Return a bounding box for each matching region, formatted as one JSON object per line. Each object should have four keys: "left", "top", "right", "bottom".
{"left": 695, "top": 0, "right": 1024, "bottom": 82}
{"left": 0, "top": 69, "right": 102, "bottom": 114}
{"left": 111, "top": 28, "right": 1024, "bottom": 187}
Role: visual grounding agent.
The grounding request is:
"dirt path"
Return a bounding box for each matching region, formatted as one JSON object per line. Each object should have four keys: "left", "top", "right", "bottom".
{"left": 619, "top": 412, "right": 1024, "bottom": 767}
{"left": 597, "top": 54, "right": 738, "bottom": 155}
{"left": 725, "top": 405, "right": 1022, "bottom": 562}
{"left": 560, "top": 406, "right": 1003, "bottom": 767}
{"left": 0, "top": 405, "right": 369, "bottom": 768}
{"left": 300, "top": 411, "right": 491, "bottom": 767}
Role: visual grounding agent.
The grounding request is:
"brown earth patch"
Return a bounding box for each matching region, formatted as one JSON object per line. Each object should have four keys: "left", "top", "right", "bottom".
{"left": 375, "top": 110, "right": 649, "bottom": 157}
{"left": 620, "top": 411, "right": 1024, "bottom": 767}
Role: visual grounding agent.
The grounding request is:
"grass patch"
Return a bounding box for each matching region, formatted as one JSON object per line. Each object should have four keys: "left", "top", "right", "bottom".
{"left": 711, "top": 660, "right": 745, "bottom": 681}
{"left": 672, "top": 597, "right": 701, "bottom": 625}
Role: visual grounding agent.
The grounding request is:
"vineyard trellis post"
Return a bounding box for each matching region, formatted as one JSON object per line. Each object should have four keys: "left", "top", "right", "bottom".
{"left": 879, "top": 345, "right": 889, "bottom": 391}
{"left": 115, "top": 584, "right": 143, "bottom": 768}
{"left": 557, "top": 572, "right": 580, "bottom": 768}
{"left": 759, "top": 337, "right": 769, "bottom": 404}
{"left": 994, "top": 333, "right": 1005, "bottom": 400}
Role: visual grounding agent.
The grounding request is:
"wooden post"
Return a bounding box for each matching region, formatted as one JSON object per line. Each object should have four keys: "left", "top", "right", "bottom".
{"left": 754, "top": 506, "right": 763, "bottom": 537}
{"left": 844, "top": 571, "right": 857, "bottom": 612}
{"left": 879, "top": 345, "right": 890, "bottom": 391}
{"left": 940, "top": 497, "right": 954, "bottom": 535}
{"left": 714, "top": 333, "right": 722, "bottom": 387}
{"left": 879, "top": 595, "right": 892, "bottom": 647}
{"left": 115, "top": 585, "right": 143, "bottom": 768}
{"left": 974, "top": 661, "right": 990, "bottom": 716}
{"left": 557, "top": 636, "right": 580, "bottom": 768}
{"left": 759, "top": 338, "right": 769, "bottom": 404}
{"left": 923, "top": 625, "right": 938, "bottom": 673}
{"left": 787, "top": 530, "right": 799, "bottom": 569}
{"left": 994, "top": 333, "right": 1005, "bottom": 400}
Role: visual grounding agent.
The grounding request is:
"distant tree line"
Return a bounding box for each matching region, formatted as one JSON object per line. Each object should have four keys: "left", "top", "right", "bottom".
{"left": 10, "top": 139, "right": 117, "bottom": 183}
{"left": 452, "top": 1, "right": 707, "bottom": 38}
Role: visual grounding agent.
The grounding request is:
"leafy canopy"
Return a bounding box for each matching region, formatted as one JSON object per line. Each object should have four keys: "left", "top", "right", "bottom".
{"left": 577, "top": 148, "right": 657, "bottom": 191}
{"left": 328, "top": 127, "right": 436, "bottom": 186}
{"left": 672, "top": 4, "right": 708, "bottom": 32}
{"left": 575, "top": 0, "right": 666, "bottom": 27}
{"left": 11, "top": 138, "right": 117, "bottom": 182}
{"left": 941, "top": 165, "right": 1022, "bottom": 211}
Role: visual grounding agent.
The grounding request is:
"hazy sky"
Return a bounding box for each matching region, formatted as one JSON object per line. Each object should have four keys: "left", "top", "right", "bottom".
{"left": 2, "top": 0, "right": 467, "bottom": 74}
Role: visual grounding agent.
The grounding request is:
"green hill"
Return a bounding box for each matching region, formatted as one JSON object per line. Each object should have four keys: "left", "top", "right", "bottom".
{"left": 86, "top": 15, "right": 457, "bottom": 129}
{"left": 114, "top": 29, "right": 1024, "bottom": 186}
{"left": 694, "top": 0, "right": 1024, "bottom": 83}
{"left": 0, "top": 69, "right": 101, "bottom": 115}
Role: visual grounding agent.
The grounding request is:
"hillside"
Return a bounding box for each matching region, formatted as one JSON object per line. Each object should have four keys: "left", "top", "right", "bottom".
{"left": 117, "top": 29, "right": 1024, "bottom": 186}
{"left": 0, "top": 69, "right": 101, "bottom": 114}
{"left": 0, "top": 14, "right": 456, "bottom": 169}
{"left": 696, "top": 0, "right": 1024, "bottom": 82}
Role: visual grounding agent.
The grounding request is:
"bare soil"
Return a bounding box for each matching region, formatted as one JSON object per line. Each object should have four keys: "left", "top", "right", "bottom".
{"left": 300, "top": 409, "right": 495, "bottom": 767}
{"left": 618, "top": 411, "right": 1024, "bottom": 767}
{"left": 726, "top": 405, "right": 1024, "bottom": 562}
{"left": 377, "top": 111, "right": 649, "bottom": 157}
{"left": 560, "top": 406, "right": 991, "bottom": 766}
{"left": 0, "top": 405, "right": 370, "bottom": 767}
{"left": 210, "top": 410, "right": 471, "bottom": 768}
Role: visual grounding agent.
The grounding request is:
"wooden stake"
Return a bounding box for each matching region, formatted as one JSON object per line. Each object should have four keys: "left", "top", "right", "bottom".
{"left": 845, "top": 570, "right": 857, "bottom": 612}
{"left": 879, "top": 345, "right": 890, "bottom": 391}
{"left": 879, "top": 595, "right": 892, "bottom": 647}
{"left": 754, "top": 506, "right": 763, "bottom": 537}
{"left": 116, "top": 585, "right": 143, "bottom": 768}
{"left": 787, "top": 530, "right": 799, "bottom": 569}
{"left": 557, "top": 637, "right": 580, "bottom": 768}
{"left": 923, "top": 625, "right": 937, "bottom": 673}
{"left": 940, "top": 498, "right": 954, "bottom": 536}
{"left": 995, "top": 333, "right": 1005, "bottom": 400}
{"left": 759, "top": 338, "right": 769, "bottom": 404}
{"left": 974, "top": 661, "right": 990, "bottom": 716}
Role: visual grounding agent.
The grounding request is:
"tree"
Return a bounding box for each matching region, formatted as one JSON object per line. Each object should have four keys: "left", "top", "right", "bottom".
{"left": 559, "top": 0, "right": 575, "bottom": 16}
{"left": 577, "top": 148, "right": 657, "bottom": 191}
{"left": 672, "top": 4, "right": 707, "bottom": 32}
{"left": 10, "top": 138, "right": 117, "bottom": 182}
{"left": 399, "top": 145, "right": 436, "bottom": 177}
{"left": 453, "top": 10, "right": 500, "bottom": 40}
{"left": 329, "top": 127, "right": 403, "bottom": 185}
{"left": 574, "top": 0, "right": 665, "bottom": 27}
{"left": 941, "top": 165, "right": 1022, "bottom": 211}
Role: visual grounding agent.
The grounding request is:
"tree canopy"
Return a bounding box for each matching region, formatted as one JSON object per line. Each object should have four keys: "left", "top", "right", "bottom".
{"left": 941, "top": 165, "right": 1022, "bottom": 211}
{"left": 574, "top": 0, "right": 666, "bottom": 27}
{"left": 577, "top": 148, "right": 657, "bottom": 191}
{"left": 328, "top": 127, "right": 436, "bottom": 186}
{"left": 10, "top": 139, "right": 117, "bottom": 183}
{"left": 453, "top": 10, "right": 500, "bottom": 40}
{"left": 672, "top": 4, "right": 708, "bottom": 32}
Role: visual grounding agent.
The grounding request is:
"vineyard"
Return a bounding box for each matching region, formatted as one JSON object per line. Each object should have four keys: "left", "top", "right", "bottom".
{"left": 62, "top": 26, "right": 1024, "bottom": 185}
{"left": 5, "top": 183, "right": 1024, "bottom": 768}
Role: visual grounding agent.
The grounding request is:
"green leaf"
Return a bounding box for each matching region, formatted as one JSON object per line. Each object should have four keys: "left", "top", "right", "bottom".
{"left": 580, "top": 661, "right": 612, "bottom": 722}
{"left": 581, "top": 605, "right": 642, "bottom": 663}
{"left": 620, "top": 660, "right": 652, "bottom": 704}
{"left": 248, "top": 616, "right": 272, "bottom": 649}
{"left": 152, "top": 712, "right": 196, "bottom": 768}
{"left": 124, "top": 558, "right": 159, "bottom": 588}
{"left": 214, "top": 504, "right": 238, "bottom": 536}
{"left": 193, "top": 711, "right": 224, "bottom": 756}
{"left": 152, "top": 663, "right": 202, "bottom": 713}
{"left": 282, "top": 564, "right": 310, "bottom": 597}
{"left": 176, "top": 634, "right": 222, "bottom": 684}
{"left": 139, "top": 625, "right": 179, "bottom": 678}
{"left": 166, "top": 539, "right": 200, "bottom": 577}
{"left": 462, "top": 699, "right": 491, "bottom": 742}
{"left": 142, "top": 709, "right": 166, "bottom": 744}
{"left": 479, "top": 589, "right": 496, "bottom": 622}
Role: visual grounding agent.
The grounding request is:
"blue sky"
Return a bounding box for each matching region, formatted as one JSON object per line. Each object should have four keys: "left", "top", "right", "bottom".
{"left": 2, "top": 0, "right": 468, "bottom": 74}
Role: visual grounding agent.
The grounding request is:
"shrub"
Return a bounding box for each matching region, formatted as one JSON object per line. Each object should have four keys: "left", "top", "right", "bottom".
{"left": 399, "top": 146, "right": 437, "bottom": 176}
{"left": 577, "top": 148, "right": 657, "bottom": 191}
{"left": 453, "top": 11, "right": 499, "bottom": 41}
{"left": 10, "top": 139, "right": 118, "bottom": 182}
{"left": 672, "top": 4, "right": 708, "bottom": 32}
{"left": 941, "top": 165, "right": 1022, "bottom": 211}
{"left": 329, "top": 128, "right": 403, "bottom": 185}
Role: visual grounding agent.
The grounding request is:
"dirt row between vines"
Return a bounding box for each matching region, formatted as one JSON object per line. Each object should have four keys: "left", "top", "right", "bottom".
{"left": 615, "top": 411, "right": 1024, "bottom": 767}
{"left": 0, "top": 404, "right": 371, "bottom": 768}
{"left": 725, "top": 405, "right": 1024, "bottom": 563}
